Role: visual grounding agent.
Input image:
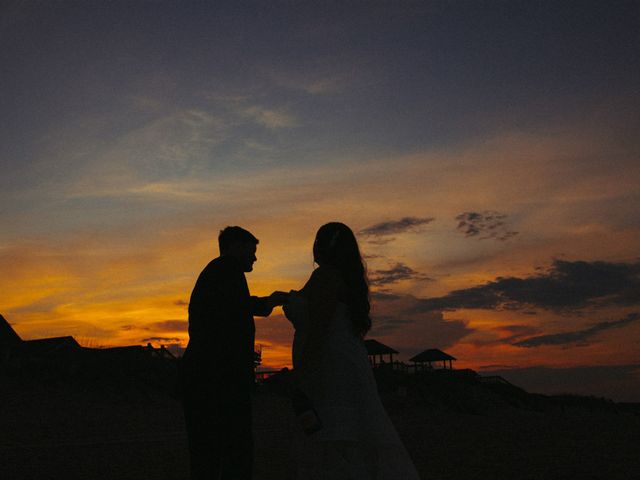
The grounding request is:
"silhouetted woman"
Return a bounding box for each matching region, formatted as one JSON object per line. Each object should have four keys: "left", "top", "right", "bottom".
{"left": 284, "top": 222, "right": 420, "bottom": 479}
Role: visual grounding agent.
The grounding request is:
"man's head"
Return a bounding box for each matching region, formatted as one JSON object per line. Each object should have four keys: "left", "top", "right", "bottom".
{"left": 218, "top": 226, "right": 259, "bottom": 272}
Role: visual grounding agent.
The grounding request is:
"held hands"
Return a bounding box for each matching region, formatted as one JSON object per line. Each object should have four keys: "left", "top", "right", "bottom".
{"left": 267, "top": 290, "right": 290, "bottom": 308}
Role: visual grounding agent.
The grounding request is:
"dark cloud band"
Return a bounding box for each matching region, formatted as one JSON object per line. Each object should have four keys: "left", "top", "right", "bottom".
{"left": 359, "top": 216, "right": 434, "bottom": 237}
{"left": 142, "top": 336, "right": 183, "bottom": 343}
{"left": 369, "top": 262, "right": 433, "bottom": 286}
{"left": 149, "top": 320, "right": 188, "bottom": 332}
{"left": 455, "top": 211, "right": 518, "bottom": 241}
{"left": 513, "top": 313, "right": 639, "bottom": 348}
{"left": 413, "top": 259, "right": 640, "bottom": 313}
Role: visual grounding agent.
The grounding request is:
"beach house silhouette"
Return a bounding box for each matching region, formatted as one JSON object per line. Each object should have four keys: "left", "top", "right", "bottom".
{"left": 0, "top": 313, "right": 178, "bottom": 380}
{"left": 0, "top": 314, "right": 21, "bottom": 362}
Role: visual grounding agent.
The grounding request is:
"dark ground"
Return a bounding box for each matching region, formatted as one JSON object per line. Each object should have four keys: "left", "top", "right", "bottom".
{"left": 1, "top": 372, "right": 639, "bottom": 480}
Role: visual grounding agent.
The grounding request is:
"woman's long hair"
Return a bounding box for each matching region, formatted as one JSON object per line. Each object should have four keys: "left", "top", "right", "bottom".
{"left": 313, "top": 222, "right": 371, "bottom": 337}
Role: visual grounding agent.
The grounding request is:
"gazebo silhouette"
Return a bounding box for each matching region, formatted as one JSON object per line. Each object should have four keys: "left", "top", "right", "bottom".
{"left": 410, "top": 348, "right": 456, "bottom": 370}
{"left": 364, "top": 339, "right": 399, "bottom": 367}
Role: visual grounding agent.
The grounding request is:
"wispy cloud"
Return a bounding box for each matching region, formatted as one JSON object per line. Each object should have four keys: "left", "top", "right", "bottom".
{"left": 470, "top": 324, "right": 541, "bottom": 347}
{"left": 369, "top": 262, "right": 433, "bottom": 286}
{"left": 142, "top": 336, "right": 183, "bottom": 343}
{"left": 148, "top": 320, "right": 188, "bottom": 332}
{"left": 120, "top": 324, "right": 149, "bottom": 331}
{"left": 263, "top": 58, "right": 357, "bottom": 95}
{"left": 513, "top": 313, "right": 639, "bottom": 348}
{"left": 240, "top": 105, "right": 298, "bottom": 129}
{"left": 455, "top": 211, "right": 518, "bottom": 241}
{"left": 359, "top": 217, "right": 435, "bottom": 242}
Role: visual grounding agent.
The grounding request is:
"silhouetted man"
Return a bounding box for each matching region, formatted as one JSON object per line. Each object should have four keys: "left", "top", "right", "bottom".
{"left": 181, "top": 226, "right": 288, "bottom": 480}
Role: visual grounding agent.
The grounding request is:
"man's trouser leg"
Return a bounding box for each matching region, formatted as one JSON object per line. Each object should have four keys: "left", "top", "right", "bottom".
{"left": 219, "top": 400, "right": 253, "bottom": 480}
{"left": 183, "top": 395, "right": 253, "bottom": 480}
{"left": 183, "top": 394, "right": 223, "bottom": 479}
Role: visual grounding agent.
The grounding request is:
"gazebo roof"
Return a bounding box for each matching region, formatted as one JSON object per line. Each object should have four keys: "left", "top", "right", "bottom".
{"left": 0, "top": 314, "right": 22, "bottom": 345}
{"left": 410, "top": 348, "right": 456, "bottom": 363}
{"left": 364, "top": 339, "right": 399, "bottom": 356}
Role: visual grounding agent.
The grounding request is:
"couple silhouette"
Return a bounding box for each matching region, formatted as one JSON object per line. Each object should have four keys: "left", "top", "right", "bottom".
{"left": 180, "top": 223, "right": 419, "bottom": 480}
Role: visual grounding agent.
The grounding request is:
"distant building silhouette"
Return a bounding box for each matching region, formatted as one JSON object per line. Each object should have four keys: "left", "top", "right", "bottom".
{"left": 80, "top": 343, "right": 178, "bottom": 380}
{"left": 19, "top": 336, "right": 81, "bottom": 356}
{"left": 0, "top": 314, "right": 22, "bottom": 362}
{"left": 7, "top": 333, "right": 82, "bottom": 375}
{"left": 0, "top": 314, "right": 21, "bottom": 343}
{"left": 0, "top": 313, "right": 179, "bottom": 384}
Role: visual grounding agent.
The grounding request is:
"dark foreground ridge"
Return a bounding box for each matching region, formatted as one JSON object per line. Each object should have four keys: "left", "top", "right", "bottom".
{"left": 2, "top": 357, "right": 640, "bottom": 480}
{"left": 264, "top": 365, "right": 640, "bottom": 416}
{"left": 2, "top": 316, "right": 639, "bottom": 479}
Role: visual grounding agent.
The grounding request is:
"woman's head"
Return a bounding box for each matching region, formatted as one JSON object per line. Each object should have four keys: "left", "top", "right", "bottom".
{"left": 313, "top": 222, "right": 360, "bottom": 267}
{"left": 313, "top": 222, "right": 371, "bottom": 336}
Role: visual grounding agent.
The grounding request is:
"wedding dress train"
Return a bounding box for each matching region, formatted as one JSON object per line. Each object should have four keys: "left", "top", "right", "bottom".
{"left": 285, "top": 291, "right": 420, "bottom": 480}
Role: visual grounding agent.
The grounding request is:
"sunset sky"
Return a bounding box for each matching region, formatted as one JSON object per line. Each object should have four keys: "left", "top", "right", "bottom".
{"left": 2, "top": 1, "right": 639, "bottom": 401}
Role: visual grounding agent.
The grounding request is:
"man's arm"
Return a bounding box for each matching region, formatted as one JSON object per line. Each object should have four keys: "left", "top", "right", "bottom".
{"left": 250, "top": 291, "right": 290, "bottom": 317}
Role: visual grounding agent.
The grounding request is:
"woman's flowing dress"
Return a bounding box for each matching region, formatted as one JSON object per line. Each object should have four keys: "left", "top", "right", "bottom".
{"left": 284, "top": 291, "right": 420, "bottom": 480}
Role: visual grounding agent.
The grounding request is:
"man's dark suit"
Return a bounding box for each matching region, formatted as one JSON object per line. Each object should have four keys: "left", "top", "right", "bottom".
{"left": 181, "top": 255, "right": 272, "bottom": 480}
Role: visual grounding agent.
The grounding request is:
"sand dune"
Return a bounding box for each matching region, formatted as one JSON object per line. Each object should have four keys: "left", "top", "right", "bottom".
{"left": 1, "top": 375, "right": 639, "bottom": 479}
